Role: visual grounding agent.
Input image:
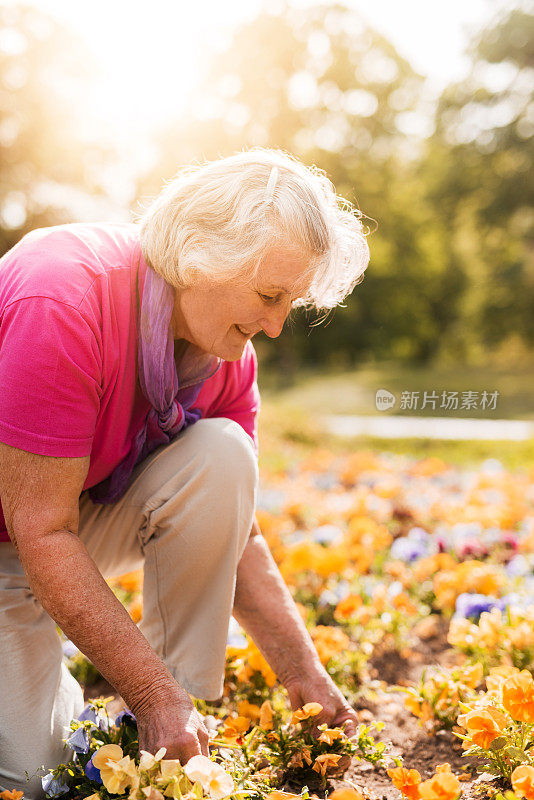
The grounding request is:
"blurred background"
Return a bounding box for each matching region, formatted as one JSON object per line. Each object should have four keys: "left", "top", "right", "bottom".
{"left": 0, "top": 0, "right": 532, "bottom": 454}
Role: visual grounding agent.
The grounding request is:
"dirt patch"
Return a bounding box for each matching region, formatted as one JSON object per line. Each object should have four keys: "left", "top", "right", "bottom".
{"left": 331, "top": 689, "right": 480, "bottom": 800}
{"left": 367, "top": 616, "right": 459, "bottom": 690}
{"left": 369, "top": 647, "right": 412, "bottom": 686}
{"left": 412, "top": 616, "right": 459, "bottom": 669}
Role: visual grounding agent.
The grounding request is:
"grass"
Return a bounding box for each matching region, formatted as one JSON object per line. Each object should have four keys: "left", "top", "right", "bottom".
{"left": 259, "top": 360, "right": 534, "bottom": 420}
{"left": 257, "top": 360, "right": 534, "bottom": 472}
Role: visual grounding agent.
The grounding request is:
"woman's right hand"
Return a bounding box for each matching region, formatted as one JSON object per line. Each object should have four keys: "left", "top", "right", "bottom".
{"left": 134, "top": 682, "right": 210, "bottom": 762}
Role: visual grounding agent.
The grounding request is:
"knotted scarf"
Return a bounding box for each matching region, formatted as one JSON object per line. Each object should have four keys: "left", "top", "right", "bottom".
{"left": 89, "top": 265, "right": 221, "bottom": 504}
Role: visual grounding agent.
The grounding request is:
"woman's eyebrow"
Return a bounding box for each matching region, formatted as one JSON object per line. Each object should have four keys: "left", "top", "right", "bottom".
{"left": 268, "top": 285, "right": 308, "bottom": 296}
{"left": 262, "top": 283, "right": 308, "bottom": 298}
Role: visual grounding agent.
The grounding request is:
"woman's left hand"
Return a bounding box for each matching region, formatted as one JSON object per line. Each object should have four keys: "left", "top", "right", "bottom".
{"left": 284, "top": 668, "right": 359, "bottom": 737}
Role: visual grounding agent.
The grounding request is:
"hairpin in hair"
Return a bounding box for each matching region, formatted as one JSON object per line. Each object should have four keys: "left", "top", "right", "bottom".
{"left": 263, "top": 166, "right": 279, "bottom": 204}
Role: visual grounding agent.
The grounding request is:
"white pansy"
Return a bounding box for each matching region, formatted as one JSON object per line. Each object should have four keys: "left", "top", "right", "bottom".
{"left": 142, "top": 786, "right": 165, "bottom": 800}
{"left": 184, "top": 755, "right": 235, "bottom": 799}
{"left": 139, "top": 748, "right": 167, "bottom": 770}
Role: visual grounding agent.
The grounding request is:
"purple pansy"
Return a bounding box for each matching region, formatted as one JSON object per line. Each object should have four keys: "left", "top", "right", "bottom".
{"left": 115, "top": 708, "right": 137, "bottom": 727}
{"left": 61, "top": 639, "right": 79, "bottom": 658}
{"left": 78, "top": 704, "right": 109, "bottom": 732}
{"left": 84, "top": 755, "right": 103, "bottom": 784}
{"left": 312, "top": 525, "right": 343, "bottom": 545}
{"left": 66, "top": 726, "right": 90, "bottom": 754}
{"left": 454, "top": 593, "right": 502, "bottom": 620}
{"left": 390, "top": 526, "right": 437, "bottom": 563}
{"left": 42, "top": 774, "right": 70, "bottom": 797}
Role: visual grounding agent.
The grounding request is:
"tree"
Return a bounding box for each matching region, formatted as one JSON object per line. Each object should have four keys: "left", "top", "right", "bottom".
{"left": 138, "top": 3, "right": 457, "bottom": 373}
{"left": 0, "top": 4, "right": 119, "bottom": 255}
{"left": 423, "top": 5, "right": 534, "bottom": 353}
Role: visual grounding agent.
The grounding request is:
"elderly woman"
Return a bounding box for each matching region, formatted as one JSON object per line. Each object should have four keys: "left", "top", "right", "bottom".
{"left": 0, "top": 149, "right": 369, "bottom": 797}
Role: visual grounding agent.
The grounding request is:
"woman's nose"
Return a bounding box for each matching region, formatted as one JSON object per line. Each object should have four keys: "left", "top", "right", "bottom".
{"left": 260, "top": 304, "right": 290, "bottom": 339}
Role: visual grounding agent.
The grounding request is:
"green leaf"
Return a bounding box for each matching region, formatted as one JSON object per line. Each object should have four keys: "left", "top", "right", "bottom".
{"left": 476, "top": 766, "right": 501, "bottom": 776}
{"left": 504, "top": 746, "right": 528, "bottom": 762}
{"left": 489, "top": 737, "right": 508, "bottom": 751}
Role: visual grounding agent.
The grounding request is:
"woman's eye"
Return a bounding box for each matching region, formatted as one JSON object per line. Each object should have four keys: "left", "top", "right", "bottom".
{"left": 259, "top": 293, "right": 278, "bottom": 304}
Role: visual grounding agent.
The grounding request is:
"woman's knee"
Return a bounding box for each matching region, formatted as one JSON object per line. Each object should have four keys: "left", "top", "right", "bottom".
{"left": 187, "top": 418, "right": 259, "bottom": 492}
{"left": 207, "top": 417, "right": 257, "bottom": 471}
{"left": 138, "top": 417, "right": 259, "bottom": 555}
{"left": 144, "top": 418, "right": 258, "bottom": 548}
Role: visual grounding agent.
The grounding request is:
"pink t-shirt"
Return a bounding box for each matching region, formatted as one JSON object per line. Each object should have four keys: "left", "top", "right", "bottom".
{"left": 0, "top": 222, "right": 260, "bottom": 542}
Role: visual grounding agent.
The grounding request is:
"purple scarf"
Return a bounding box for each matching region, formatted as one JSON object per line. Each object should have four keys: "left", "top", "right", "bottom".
{"left": 89, "top": 266, "right": 221, "bottom": 504}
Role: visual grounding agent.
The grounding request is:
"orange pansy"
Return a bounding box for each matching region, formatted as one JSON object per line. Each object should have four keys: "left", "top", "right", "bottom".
{"left": 129, "top": 596, "right": 143, "bottom": 623}
{"left": 512, "top": 765, "right": 534, "bottom": 800}
{"left": 404, "top": 695, "right": 433, "bottom": 724}
{"left": 318, "top": 726, "right": 344, "bottom": 745}
{"left": 291, "top": 702, "right": 323, "bottom": 725}
{"left": 289, "top": 748, "right": 313, "bottom": 769}
{"left": 259, "top": 700, "right": 274, "bottom": 730}
{"left": 237, "top": 700, "right": 261, "bottom": 722}
{"left": 115, "top": 570, "right": 143, "bottom": 593}
{"left": 335, "top": 594, "right": 363, "bottom": 620}
{"left": 221, "top": 716, "right": 250, "bottom": 740}
{"left": 418, "top": 767, "right": 461, "bottom": 800}
{"left": 330, "top": 789, "right": 365, "bottom": 800}
{"left": 458, "top": 663, "right": 484, "bottom": 689}
{"left": 312, "top": 753, "right": 342, "bottom": 776}
{"left": 246, "top": 645, "right": 277, "bottom": 687}
{"left": 486, "top": 665, "right": 520, "bottom": 692}
{"left": 388, "top": 766, "right": 422, "bottom": 800}
{"left": 456, "top": 707, "right": 508, "bottom": 749}
{"left": 311, "top": 626, "right": 351, "bottom": 666}
{"left": 502, "top": 670, "right": 534, "bottom": 722}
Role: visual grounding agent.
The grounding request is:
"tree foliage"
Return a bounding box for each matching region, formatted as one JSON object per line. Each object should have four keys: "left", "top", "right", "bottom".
{"left": 0, "top": 4, "right": 117, "bottom": 254}
{"left": 423, "top": 5, "right": 534, "bottom": 353}
{"left": 0, "top": 2, "right": 531, "bottom": 374}
{"left": 140, "top": 4, "right": 447, "bottom": 371}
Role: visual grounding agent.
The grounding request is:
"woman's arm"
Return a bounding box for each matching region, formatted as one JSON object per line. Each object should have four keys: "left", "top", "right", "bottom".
{"left": 0, "top": 442, "right": 209, "bottom": 761}
{"left": 233, "top": 518, "right": 358, "bottom": 734}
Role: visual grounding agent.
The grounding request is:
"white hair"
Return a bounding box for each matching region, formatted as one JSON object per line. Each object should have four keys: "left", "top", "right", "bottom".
{"left": 137, "top": 148, "right": 370, "bottom": 311}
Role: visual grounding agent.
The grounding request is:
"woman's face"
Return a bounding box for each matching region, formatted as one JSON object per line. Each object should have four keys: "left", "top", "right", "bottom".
{"left": 171, "top": 245, "right": 313, "bottom": 361}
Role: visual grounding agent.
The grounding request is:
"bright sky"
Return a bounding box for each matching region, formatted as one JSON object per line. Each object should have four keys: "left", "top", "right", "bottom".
{"left": 25, "top": 0, "right": 505, "bottom": 138}
{"left": 5, "top": 0, "right": 509, "bottom": 211}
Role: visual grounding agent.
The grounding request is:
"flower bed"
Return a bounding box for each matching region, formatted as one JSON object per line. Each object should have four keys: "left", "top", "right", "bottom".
{"left": 16, "top": 449, "right": 533, "bottom": 800}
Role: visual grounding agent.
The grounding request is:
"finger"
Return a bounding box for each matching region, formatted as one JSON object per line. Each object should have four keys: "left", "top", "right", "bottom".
{"left": 198, "top": 727, "right": 210, "bottom": 758}
{"left": 334, "top": 710, "right": 359, "bottom": 737}
{"left": 310, "top": 705, "right": 334, "bottom": 733}
{"left": 311, "top": 714, "right": 334, "bottom": 731}
{"left": 286, "top": 685, "right": 303, "bottom": 711}
{"left": 177, "top": 736, "right": 203, "bottom": 764}
{"left": 341, "top": 718, "right": 357, "bottom": 737}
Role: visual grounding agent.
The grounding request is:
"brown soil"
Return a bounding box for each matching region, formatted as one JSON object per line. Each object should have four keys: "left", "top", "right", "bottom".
{"left": 330, "top": 689, "right": 481, "bottom": 800}
{"left": 330, "top": 620, "right": 486, "bottom": 800}
{"left": 368, "top": 615, "right": 461, "bottom": 686}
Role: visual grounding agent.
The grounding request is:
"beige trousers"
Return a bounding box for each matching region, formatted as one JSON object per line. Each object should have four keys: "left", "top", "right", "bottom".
{"left": 0, "top": 417, "right": 258, "bottom": 798}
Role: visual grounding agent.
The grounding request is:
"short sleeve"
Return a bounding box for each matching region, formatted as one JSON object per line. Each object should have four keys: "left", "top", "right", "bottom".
{"left": 0, "top": 297, "right": 102, "bottom": 456}
{"left": 195, "top": 341, "right": 261, "bottom": 455}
